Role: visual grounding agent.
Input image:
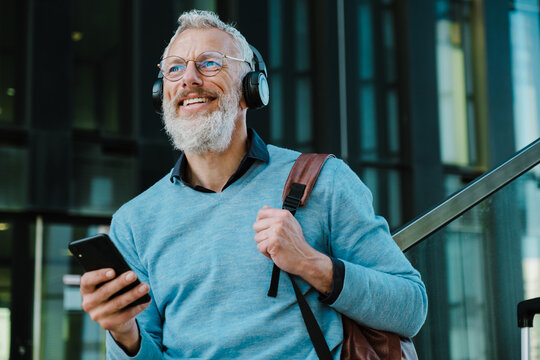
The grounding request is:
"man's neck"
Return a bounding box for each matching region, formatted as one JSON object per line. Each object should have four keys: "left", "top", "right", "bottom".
{"left": 184, "top": 126, "right": 248, "bottom": 193}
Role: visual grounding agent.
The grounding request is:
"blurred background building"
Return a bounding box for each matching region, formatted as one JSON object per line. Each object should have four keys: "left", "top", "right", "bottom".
{"left": 0, "top": 0, "right": 539, "bottom": 359}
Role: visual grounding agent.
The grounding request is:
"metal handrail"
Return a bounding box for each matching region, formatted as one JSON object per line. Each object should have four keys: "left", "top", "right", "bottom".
{"left": 393, "top": 138, "right": 540, "bottom": 252}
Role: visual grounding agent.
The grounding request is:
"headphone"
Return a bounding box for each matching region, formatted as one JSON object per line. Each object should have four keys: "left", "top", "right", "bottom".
{"left": 152, "top": 44, "right": 269, "bottom": 114}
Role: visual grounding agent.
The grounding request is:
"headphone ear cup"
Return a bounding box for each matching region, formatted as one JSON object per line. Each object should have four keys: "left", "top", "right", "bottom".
{"left": 152, "top": 77, "right": 164, "bottom": 115}
{"left": 242, "top": 71, "right": 269, "bottom": 109}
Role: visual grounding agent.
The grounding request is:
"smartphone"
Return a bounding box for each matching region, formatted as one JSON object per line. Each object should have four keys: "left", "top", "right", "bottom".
{"left": 68, "top": 233, "right": 151, "bottom": 307}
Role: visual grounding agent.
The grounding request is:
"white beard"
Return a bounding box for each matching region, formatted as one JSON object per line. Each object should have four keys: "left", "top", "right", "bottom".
{"left": 162, "top": 88, "right": 241, "bottom": 155}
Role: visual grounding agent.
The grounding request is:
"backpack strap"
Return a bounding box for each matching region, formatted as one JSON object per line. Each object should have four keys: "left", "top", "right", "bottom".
{"left": 282, "top": 153, "right": 336, "bottom": 207}
{"left": 267, "top": 153, "right": 335, "bottom": 297}
{"left": 267, "top": 153, "right": 335, "bottom": 360}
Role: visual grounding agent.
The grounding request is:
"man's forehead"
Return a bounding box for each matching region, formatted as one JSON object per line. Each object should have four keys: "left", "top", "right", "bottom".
{"left": 169, "top": 28, "right": 240, "bottom": 56}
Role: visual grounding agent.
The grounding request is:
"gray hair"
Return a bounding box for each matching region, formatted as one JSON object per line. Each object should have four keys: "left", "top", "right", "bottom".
{"left": 162, "top": 9, "right": 254, "bottom": 70}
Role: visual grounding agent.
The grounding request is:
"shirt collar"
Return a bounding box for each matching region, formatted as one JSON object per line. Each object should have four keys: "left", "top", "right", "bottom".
{"left": 170, "top": 128, "right": 269, "bottom": 185}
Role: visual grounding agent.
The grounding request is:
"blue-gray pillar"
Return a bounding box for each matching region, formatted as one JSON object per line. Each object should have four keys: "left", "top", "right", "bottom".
{"left": 27, "top": 0, "right": 72, "bottom": 211}
{"left": 482, "top": 1, "right": 521, "bottom": 359}
{"left": 398, "top": 1, "right": 447, "bottom": 358}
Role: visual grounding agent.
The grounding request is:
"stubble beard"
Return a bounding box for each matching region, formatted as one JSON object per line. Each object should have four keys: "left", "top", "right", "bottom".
{"left": 162, "top": 87, "right": 242, "bottom": 155}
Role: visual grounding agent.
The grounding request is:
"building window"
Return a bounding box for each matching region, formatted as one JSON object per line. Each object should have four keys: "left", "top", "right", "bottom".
{"left": 71, "top": 142, "right": 136, "bottom": 216}
{"left": 0, "top": 220, "right": 12, "bottom": 360}
{"left": 71, "top": 0, "right": 132, "bottom": 136}
{"left": 0, "top": 0, "right": 22, "bottom": 127}
{"left": 0, "top": 146, "right": 27, "bottom": 210}
{"left": 436, "top": 0, "right": 479, "bottom": 167}
{"left": 342, "top": 0, "right": 403, "bottom": 225}
{"left": 510, "top": 0, "right": 540, "bottom": 150}
{"left": 268, "top": 0, "right": 313, "bottom": 151}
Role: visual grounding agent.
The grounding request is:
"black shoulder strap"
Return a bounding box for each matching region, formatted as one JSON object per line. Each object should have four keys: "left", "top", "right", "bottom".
{"left": 268, "top": 153, "right": 335, "bottom": 360}
{"left": 267, "top": 153, "right": 335, "bottom": 297}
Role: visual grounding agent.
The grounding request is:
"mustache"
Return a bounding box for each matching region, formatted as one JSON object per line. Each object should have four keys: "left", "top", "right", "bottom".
{"left": 172, "top": 88, "right": 220, "bottom": 104}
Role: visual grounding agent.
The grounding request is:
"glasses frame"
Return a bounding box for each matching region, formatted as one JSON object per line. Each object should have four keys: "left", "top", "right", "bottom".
{"left": 158, "top": 51, "right": 252, "bottom": 81}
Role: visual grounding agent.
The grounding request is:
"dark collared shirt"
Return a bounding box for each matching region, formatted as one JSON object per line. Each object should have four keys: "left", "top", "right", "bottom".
{"left": 169, "top": 128, "right": 344, "bottom": 303}
{"left": 170, "top": 128, "right": 269, "bottom": 192}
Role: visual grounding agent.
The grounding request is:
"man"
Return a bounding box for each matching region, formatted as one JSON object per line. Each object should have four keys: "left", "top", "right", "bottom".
{"left": 80, "top": 9, "right": 427, "bottom": 359}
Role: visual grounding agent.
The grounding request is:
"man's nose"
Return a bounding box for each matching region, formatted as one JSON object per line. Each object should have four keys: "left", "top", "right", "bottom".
{"left": 182, "top": 61, "right": 203, "bottom": 87}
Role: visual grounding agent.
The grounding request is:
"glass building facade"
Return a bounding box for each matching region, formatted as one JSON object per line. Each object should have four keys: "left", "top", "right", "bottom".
{"left": 0, "top": 0, "right": 539, "bottom": 359}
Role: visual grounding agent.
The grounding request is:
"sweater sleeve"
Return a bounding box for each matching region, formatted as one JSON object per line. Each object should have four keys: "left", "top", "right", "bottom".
{"left": 324, "top": 159, "right": 428, "bottom": 338}
{"left": 105, "top": 212, "right": 164, "bottom": 359}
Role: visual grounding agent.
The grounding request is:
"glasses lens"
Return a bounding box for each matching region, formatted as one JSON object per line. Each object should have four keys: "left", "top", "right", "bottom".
{"left": 161, "top": 57, "right": 186, "bottom": 80}
{"left": 196, "top": 52, "right": 223, "bottom": 76}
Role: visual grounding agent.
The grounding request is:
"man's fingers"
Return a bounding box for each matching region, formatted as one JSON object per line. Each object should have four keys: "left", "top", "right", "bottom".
{"left": 256, "top": 206, "right": 287, "bottom": 220}
{"left": 100, "top": 302, "right": 151, "bottom": 330}
{"left": 253, "top": 217, "right": 273, "bottom": 233}
{"left": 89, "top": 282, "right": 150, "bottom": 322}
{"left": 79, "top": 267, "right": 153, "bottom": 338}
{"left": 80, "top": 268, "right": 115, "bottom": 294}
{"left": 254, "top": 207, "right": 293, "bottom": 232}
{"left": 256, "top": 241, "right": 272, "bottom": 260}
{"left": 108, "top": 280, "right": 149, "bottom": 307}
{"left": 93, "top": 295, "right": 151, "bottom": 331}
{"left": 93, "top": 271, "right": 139, "bottom": 301}
{"left": 81, "top": 271, "right": 140, "bottom": 312}
{"left": 254, "top": 231, "right": 266, "bottom": 243}
{"left": 106, "top": 282, "right": 150, "bottom": 313}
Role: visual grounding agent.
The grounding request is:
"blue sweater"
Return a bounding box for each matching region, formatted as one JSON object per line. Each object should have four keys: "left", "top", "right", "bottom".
{"left": 106, "top": 145, "right": 428, "bottom": 359}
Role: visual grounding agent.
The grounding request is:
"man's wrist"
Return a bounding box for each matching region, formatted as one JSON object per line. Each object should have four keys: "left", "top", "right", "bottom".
{"left": 110, "top": 320, "right": 141, "bottom": 356}
{"left": 300, "top": 252, "right": 333, "bottom": 295}
{"left": 319, "top": 257, "right": 345, "bottom": 304}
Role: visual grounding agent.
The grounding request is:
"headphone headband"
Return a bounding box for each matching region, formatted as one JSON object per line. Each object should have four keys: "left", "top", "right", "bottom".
{"left": 249, "top": 45, "right": 267, "bottom": 78}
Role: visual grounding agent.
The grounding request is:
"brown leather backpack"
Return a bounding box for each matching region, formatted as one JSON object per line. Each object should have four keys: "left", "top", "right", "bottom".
{"left": 270, "top": 153, "right": 419, "bottom": 360}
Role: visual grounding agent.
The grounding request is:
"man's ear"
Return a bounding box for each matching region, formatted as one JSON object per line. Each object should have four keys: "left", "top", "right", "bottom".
{"left": 240, "top": 94, "right": 248, "bottom": 110}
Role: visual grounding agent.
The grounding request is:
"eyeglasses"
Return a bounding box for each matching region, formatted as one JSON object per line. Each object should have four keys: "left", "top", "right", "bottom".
{"left": 158, "top": 51, "right": 252, "bottom": 81}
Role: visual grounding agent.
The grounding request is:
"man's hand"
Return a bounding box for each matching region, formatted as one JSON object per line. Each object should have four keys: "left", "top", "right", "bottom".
{"left": 253, "top": 206, "right": 333, "bottom": 295}
{"left": 80, "top": 269, "right": 151, "bottom": 355}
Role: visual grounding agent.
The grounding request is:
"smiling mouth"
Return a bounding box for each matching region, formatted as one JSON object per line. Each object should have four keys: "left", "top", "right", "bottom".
{"left": 180, "top": 97, "right": 215, "bottom": 106}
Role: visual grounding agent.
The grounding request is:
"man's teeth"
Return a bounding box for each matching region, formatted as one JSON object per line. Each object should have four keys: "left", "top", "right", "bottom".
{"left": 183, "top": 97, "right": 210, "bottom": 106}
